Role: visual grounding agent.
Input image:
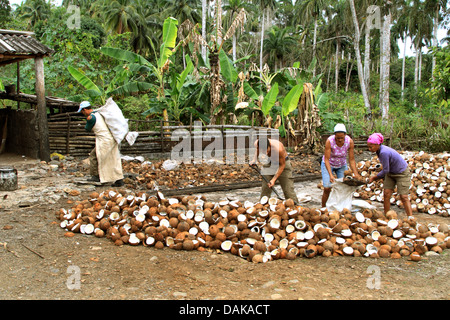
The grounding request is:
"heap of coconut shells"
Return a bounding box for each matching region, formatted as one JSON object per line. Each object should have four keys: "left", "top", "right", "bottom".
{"left": 346, "top": 151, "right": 450, "bottom": 217}
{"left": 57, "top": 188, "right": 450, "bottom": 263}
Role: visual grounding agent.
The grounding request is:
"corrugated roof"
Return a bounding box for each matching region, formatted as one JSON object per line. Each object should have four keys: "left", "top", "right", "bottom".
{"left": 0, "top": 34, "right": 53, "bottom": 55}
{"left": 0, "top": 30, "right": 53, "bottom": 66}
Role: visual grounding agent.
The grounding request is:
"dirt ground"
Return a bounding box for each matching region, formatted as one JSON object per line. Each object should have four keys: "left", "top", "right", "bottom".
{"left": 0, "top": 152, "right": 449, "bottom": 302}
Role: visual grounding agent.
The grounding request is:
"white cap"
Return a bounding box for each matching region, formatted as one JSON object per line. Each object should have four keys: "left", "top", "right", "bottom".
{"left": 334, "top": 123, "right": 347, "bottom": 133}
{"left": 77, "top": 101, "right": 91, "bottom": 113}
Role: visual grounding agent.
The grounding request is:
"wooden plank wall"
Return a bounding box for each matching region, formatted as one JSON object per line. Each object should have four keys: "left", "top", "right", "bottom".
{"left": 48, "top": 114, "right": 165, "bottom": 157}
{"left": 48, "top": 114, "right": 279, "bottom": 158}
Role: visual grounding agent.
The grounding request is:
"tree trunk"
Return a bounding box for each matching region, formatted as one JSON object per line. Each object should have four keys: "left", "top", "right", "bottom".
{"left": 232, "top": 34, "right": 237, "bottom": 63}
{"left": 364, "top": 24, "right": 371, "bottom": 96}
{"left": 260, "top": 10, "right": 265, "bottom": 75}
{"left": 379, "top": 11, "right": 391, "bottom": 124}
{"left": 202, "top": 0, "right": 207, "bottom": 61}
{"left": 312, "top": 16, "right": 318, "bottom": 78}
{"left": 335, "top": 38, "right": 339, "bottom": 93}
{"left": 349, "top": 0, "right": 372, "bottom": 118}
{"left": 414, "top": 43, "right": 420, "bottom": 108}
{"left": 35, "top": 56, "right": 50, "bottom": 162}
{"left": 432, "top": 6, "right": 439, "bottom": 81}
{"left": 401, "top": 32, "right": 407, "bottom": 100}
{"left": 418, "top": 49, "right": 422, "bottom": 83}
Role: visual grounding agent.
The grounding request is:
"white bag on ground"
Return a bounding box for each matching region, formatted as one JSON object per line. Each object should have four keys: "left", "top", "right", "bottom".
{"left": 326, "top": 178, "right": 359, "bottom": 212}
{"left": 162, "top": 159, "right": 179, "bottom": 171}
{"left": 96, "top": 97, "right": 139, "bottom": 146}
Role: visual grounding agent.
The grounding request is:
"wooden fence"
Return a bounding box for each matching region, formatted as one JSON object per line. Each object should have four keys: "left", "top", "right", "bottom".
{"left": 48, "top": 113, "right": 279, "bottom": 158}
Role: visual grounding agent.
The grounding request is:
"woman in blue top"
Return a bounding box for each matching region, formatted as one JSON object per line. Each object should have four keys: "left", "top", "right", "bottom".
{"left": 367, "top": 133, "right": 413, "bottom": 218}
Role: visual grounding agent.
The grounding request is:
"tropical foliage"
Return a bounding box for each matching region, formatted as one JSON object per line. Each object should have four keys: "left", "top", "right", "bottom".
{"left": 1, "top": 0, "right": 449, "bottom": 150}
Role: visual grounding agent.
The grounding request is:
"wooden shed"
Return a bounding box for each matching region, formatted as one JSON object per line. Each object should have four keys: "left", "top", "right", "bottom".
{"left": 0, "top": 29, "right": 55, "bottom": 161}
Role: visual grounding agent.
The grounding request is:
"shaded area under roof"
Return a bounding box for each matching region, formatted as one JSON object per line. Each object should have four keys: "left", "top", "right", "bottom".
{"left": 0, "top": 29, "right": 54, "bottom": 67}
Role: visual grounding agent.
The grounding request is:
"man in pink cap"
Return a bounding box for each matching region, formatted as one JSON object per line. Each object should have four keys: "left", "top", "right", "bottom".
{"left": 367, "top": 133, "right": 413, "bottom": 218}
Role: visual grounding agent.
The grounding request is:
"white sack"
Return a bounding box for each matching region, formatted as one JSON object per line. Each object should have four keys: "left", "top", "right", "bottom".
{"left": 125, "top": 131, "right": 139, "bottom": 146}
{"left": 162, "top": 159, "right": 179, "bottom": 171}
{"left": 351, "top": 199, "right": 376, "bottom": 211}
{"left": 96, "top": 97, "right": 129, "bottom": 145}
{"left": 326, "top": 178, "right": 359, "bottom": 212}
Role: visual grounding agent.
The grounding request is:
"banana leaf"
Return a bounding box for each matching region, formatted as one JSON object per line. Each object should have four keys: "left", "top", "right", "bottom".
{"left": 262, "top": 83, "right": 278, "bottom": 116}
{"left": 108, "top": 81, "right": 154, "bottom": 97}
{"left": 67, "top": 66, "right": 102, "bottom": 96}
{"left": 219, "top": 49, "right": 238, "bottom": 83}
{"left": 100, "top": 47, "right": 152, "bottom": 67}
{"left": 159, "top": 17, "right": 178, "bottom": 69}
{"left": 243, "top": 82, "right": 259, "bottom": 101}
{"left": 282, "top": 84, "right": 303, "bottom": 116}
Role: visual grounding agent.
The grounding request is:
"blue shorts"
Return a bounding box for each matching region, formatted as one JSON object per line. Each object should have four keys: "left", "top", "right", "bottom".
{"left": 321, "top": 160, "right": 347, "bottom": 188}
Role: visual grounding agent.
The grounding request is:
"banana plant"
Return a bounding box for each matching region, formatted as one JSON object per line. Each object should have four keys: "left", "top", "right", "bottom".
{"left": 100, "top": 17, "right": 180, "bottom": 122}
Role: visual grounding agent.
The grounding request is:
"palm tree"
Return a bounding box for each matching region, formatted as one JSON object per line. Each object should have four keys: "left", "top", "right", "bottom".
{"left": 130, "top": 0, "right": 163, "bottom": 56}
{"left": 163, "top": 0, "right": 201, "bottom": 24}
{"left": 425, "top": 0, "right": 448, "bottom": 80}
{"left": 378, "top": 2, "right": 392, "bottom": 123}
{"left": 394, "top": 0, "right": 411, "bottom": 100}
{"left": 223, "top": 0, "right": 255, "bottom": 62}
{"left": 295, "top": 0, "right": 328, "bottom": 78}
{"left": 263, "top": 26, "right": 297, "bottom": 71}
{"left": 349, "top": 0, "right": 372, "bottom": 118}
{"left": 324, "top": 0, "right": 351, "bottom": 92}
{"left": 21, "top": 0, "right": 51, "bottom": 28}
{"left": 252, "top": 0, "right": 278, "bottom": 74}
{"left": 406, "top": 0, "right": 434, "bottom": 106}
{"left": 96, "top": 0, "right": 139, "bottom": 35}
{"left": 62, "top": 0, "right": 95, "bottom": 14}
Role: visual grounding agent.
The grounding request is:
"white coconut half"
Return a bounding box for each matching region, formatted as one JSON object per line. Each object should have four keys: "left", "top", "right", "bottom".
{"left": 304, "top": 230, "right": 315, "bottom": 240}
{"left": 341, "top": 229, "right": 352, "bottom": 237}
{"left": 84, "top": 224, "right": 94, "bottom": 235}
{"left": 387, "top": 219, "right": 399, "bottom": 229}
{"left": 425, "top": 236, "right": 438, "bottom": 246}
{"left": 221, "top": 240, "right": 233, "bottom": 251}
{"left": 128, "top": 233, "right": 140, "bottom": 245}
{"left": 264, "top": 233, "right": 274, "bottom": 243}
{"left": 286, "top": 224, "right": 295, "bottom": 234}
{"left": 355, "top": 212, "right": 365, "bottom": 223}
{"left": 109, "top": 212, "right": 120, "bottom": 221}
{"left": 260, "top": 196, "right": 268, "bottom": 205}
{"left": 343, "top": 246, "right": 354, "bottom": 256}
{"left": 244, "top": 201, "right": 254, "bottom": 209}
{"left": 393, "top": 230, "right": 404, "bottom": 239}
{"left": 279, "top": 238, "right": 289, "bottom": 249}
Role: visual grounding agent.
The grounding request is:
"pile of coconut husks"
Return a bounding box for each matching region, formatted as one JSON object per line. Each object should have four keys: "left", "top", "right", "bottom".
{"left": 344, "top": 151, "right": 450, "bottom": 217}
{"left": 121, "top": 155, "right": 320, "bottom": 190}
{"left": 57, "top": 188, "right": 450, "bottom": 263}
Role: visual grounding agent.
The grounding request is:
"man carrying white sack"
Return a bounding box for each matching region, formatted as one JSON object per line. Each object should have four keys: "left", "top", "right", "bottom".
{"left": 78, "top": 101, "right": 124, "bottom": 187}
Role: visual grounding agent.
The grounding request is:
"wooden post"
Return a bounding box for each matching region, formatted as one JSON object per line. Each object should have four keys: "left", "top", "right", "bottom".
{"left": 35, "top": 56, "right": 50, "bottom": 162}
{"left": 16, "top": 61, "right": 20, "bottom": 110}
{"left": 66, "top": 115, "right": 71, "bottom": 155}
{"left": 160, "top": 119, "right": 164, "bottom": 153}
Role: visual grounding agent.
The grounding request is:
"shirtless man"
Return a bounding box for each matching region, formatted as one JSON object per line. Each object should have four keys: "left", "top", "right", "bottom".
{"left": 250, "top": 137, "right": 299, "bottom": 204}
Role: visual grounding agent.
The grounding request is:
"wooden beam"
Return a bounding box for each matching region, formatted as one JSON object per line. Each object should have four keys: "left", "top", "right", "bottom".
{"left": 35, "top": 56, "right": 50, "bottom": 162}
{"left": 0, "top": 57, "right": 31, "bottom": 67}
{"left": 16, "top": 61, "right": 20, "bottom": 109}
{"left": 0, "top": 29, "right": 35, "bottom": 36}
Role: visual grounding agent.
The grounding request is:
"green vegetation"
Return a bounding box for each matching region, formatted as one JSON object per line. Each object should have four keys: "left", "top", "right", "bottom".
{"left": 0, "top": 0, "right": 449, "bottom": 151}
